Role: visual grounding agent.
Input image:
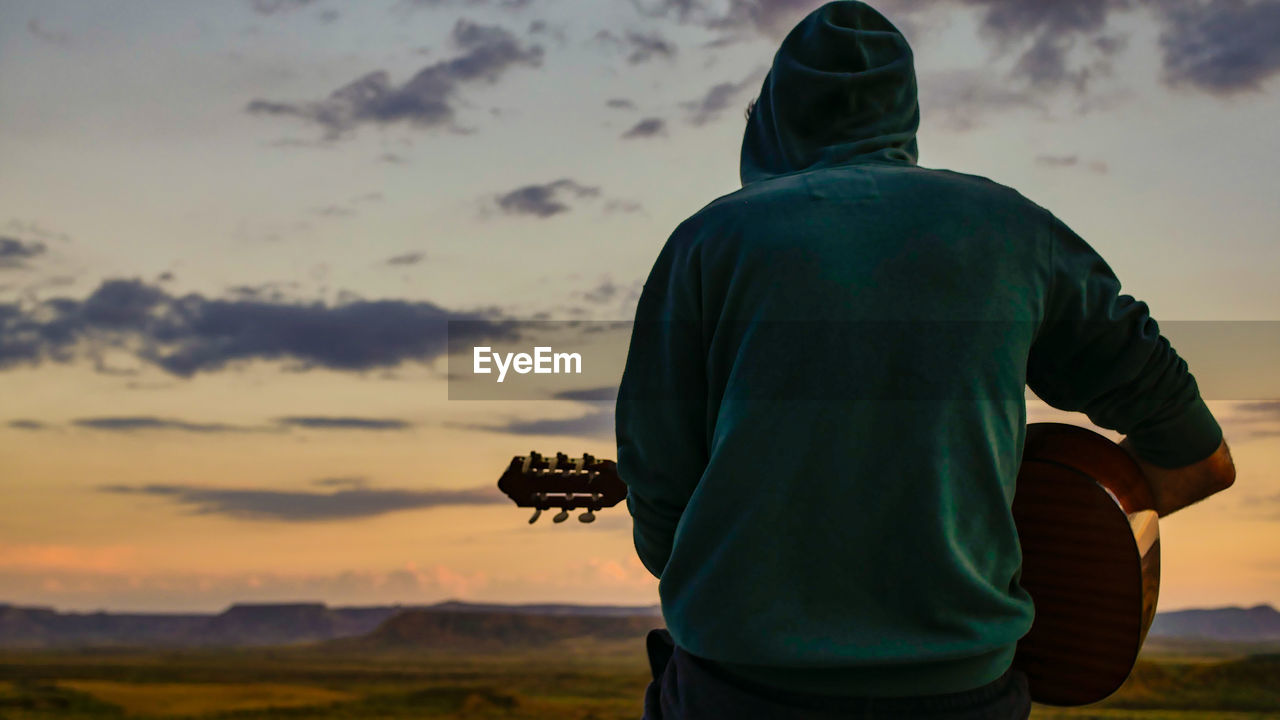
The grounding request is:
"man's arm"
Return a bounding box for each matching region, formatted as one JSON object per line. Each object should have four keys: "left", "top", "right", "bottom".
{"left": 1120, "top": 436, "right": 1235, "bottom": 517}
{"left": 1027, "top": 211, "right": 1233, "bottom": 514}
{"left": 615, "top": 229, "right": 708, "bottom": 579}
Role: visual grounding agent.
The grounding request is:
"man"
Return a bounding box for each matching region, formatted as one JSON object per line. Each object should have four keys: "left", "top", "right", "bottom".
{"left": 615, "top": 2, "right": 1236, "bottom": 719}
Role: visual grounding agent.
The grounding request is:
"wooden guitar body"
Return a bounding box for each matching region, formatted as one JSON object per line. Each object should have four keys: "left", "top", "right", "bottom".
{"left": 1013, "top": 422, "right": 1160, "bottom": 706}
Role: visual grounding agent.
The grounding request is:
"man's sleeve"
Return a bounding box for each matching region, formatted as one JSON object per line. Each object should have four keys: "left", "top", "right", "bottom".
{"left": 615, "top": 232, "right": 708, "bottom": 579}
{"left": 1027, "top": 212, "right": 1223, "bottom": 468}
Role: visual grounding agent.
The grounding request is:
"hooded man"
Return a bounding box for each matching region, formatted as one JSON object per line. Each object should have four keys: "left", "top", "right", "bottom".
{"left": 615, "top": 2, "right": 1235, "bottom": 718}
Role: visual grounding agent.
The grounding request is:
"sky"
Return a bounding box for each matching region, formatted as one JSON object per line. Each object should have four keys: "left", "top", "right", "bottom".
{"left": 1, "top": 0, "right": 1278, "bottom": 613}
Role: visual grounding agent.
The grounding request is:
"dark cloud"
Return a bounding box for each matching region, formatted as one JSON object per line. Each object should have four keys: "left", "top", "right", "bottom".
{"left": 5, "top": 220, "right": 71, "bottom": 244}
{"left": 72, "top": 416, "right": 266, "bottom": 433}
{"left": 603, "top": 198, "right": 644, "bottom": 214}
{"left": 1038, "top": 154, "right": 1084, "bottom": 168}
{"left": 379, "top": 152, "right": 407, "bottom": 164}
{"left": 403, "top": 0, "right": 534, "bottom": 8}
{"left": 247, "top": 19, "right": 543, "bottom": 139}
{"left": 1155, "top": 0, "right": 1280, "bottom": 95}
{"left": 0, "top": 278, "right": 515, "bottom": 377}
{"left": 1235, "top": 400, "right": 1280, "bottom": 416}
{"left": 606, "top": 98, "right": 637, "bottom": 110}
{"left": 634, "top": 0, "right": 1278, "bottom": 131}
{"left": 622, "top": 117, "right": 667, "bottom": 139}
{"left": 526, "top": 18, "right": 569, "bottom": 48}
{"left": 47, "top": 415, "right": 415, "bottom": 434}
{"left": 312, "top": 476, "right": 369, "bottom": 488}
{"left": 385, "top": 251, "right": 425, "bottom": 265}
{"left": 581, "top": 279, "right": 620, "bottom": 304}
{"left": 554, "top": 386, "right": 618, "bottom": 403}
{"left": 0, "top": 237, "right": 47, "bottom": 270}
{"left": 274, "top": 416, "right": 412, "bottom": 430}
{"left": 313, "top": 204, "right": 354, "bottom": 217}
{"left": 682, "top": 70, "right": 766, "bottom": 126}
{"left": 99, "top": 482, "right": 504, "bottom": 522}
{"left": 249, "top": 0, "right": 319, "bottom": 15}
{"left": 7, "top": 419, "right": 46, "bottom": 430}
{"left": 1035, "top": 154, "right": 1109, "bottom": 173}
{"left": 26, "top": 18, "right": 71, "bottom": 46}
{"left": 595, "top": 29, "right": 678, "bottom": 64}
{"left": 493, "top": 179, "right": 601, "bottom": 218}
{"left": 1220, "top": 400, "right": 1280, "bottom": 439}
{"left": 464, "top": 410, "right": 615, "bottom": 438}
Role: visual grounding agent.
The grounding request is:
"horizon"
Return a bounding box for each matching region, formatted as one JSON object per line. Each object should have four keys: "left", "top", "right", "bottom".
{"left": 2, "top": 597, "right": 1275, "bottom": 616}
{"left": 2, "top": 0, "right": 1278, "bottom": 614}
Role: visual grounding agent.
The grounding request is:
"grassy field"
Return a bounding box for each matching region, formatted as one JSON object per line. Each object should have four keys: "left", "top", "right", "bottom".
{"left": 0, "top": 643, "right": 1276, "bottom": 719}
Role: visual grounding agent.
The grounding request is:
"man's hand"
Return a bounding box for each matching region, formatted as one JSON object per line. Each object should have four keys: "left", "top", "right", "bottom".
{"left": 1119, "top": 436, "right": 1236, "bottom": 517}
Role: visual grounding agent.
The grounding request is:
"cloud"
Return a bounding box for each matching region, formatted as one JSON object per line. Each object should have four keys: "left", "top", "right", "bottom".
{"left": 491, "top": 178, "right": 601, "bottom": 218}
{"left": 622, "top": 117, "right": 667, "bottom": 139}
{"left": 554, "top": 386, "right": 618, "bottom": 403}
{"left": 247, "top": 19, "right": 543, "bottom": 139}
{"left": 0, "top": 237, "right": 47, "bottom": 270}
{"left": 249, "top": 0, "right": 320, "bottom": 15}
{"left": 1221, "top": 400, "right": 1280, "bottom": 439}
{"left": 963, "top": 0, "right": 1120, "bottom": 94}
{"left": 274, "top": 416, "right": 412, "bottom": 430}
{"left": 1036, "top": 154, "right": 1080, "bottom": 167}
{"left": 1154, "top": 0, "right": 1280, "bottom": 96}
{"left": 1035, "top": 154, "right": 1110, "bottom": 173}
{"left": 634, "top": 1, "right": 1279, "bottom": 133}
{"left": 681, "top": 70, "right": 766, "bottom": 126}
{"left": 1235, "top": 400, "right": 1280, "bottom": 416}
{"left": 312, "top": 476, "right": 369, "bottom": 488}
{"left": 385, "top": 252, "right": 425, "bottom": 266}
{"left": 403, "top": 0, "right": 533, "bottom": 8}
{"left": 5, "top": 220, "right": 71, "bottom": 244}
{"left": 98, "top": 482, "right": 504, "bottom": 521}
{"left": 581, "top": 278, "right": 620, "bottom": 304}
{"left": 31, "top": 415, "right": 414, "bottom": 434}
{"left": 595, "top": 29, "right": 678, "bottom": 64}
{"left": 606, "top": 98, "right": 637, "bottom": 110}
{"left": 603, "top": 198, "right": 644, "bottom": 214}
{"left": 464, "top": 410, "right": 615, "bottom": 439}
{"left": 918, "top": 67, "right": 1047, "bottom": 131}
{"left": 0, "top": 278, "right": 516, "bottom": 377}
{"left": 72, "top": 416, "right": 267, "bottom": 433}
{"left": 629, "top": 0, "right": 816, "bottom": 40}
{"left": 25, "top": 18, "right": 71, "bottom": 46}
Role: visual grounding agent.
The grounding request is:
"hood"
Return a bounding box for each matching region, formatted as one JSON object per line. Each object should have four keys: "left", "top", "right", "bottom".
{"left": 740, "top": 1, "right": 919, "bottom": 186}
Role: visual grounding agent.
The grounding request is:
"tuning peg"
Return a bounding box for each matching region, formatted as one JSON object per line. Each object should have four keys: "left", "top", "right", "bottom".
{"left": 527, "top": 493, "right": 545, "bottom": 524}
{"left": 579, "top": 509, "right": 596, "bottom": 523}
{"left": 553, "top": 509, "right": 569, "bottom": 523}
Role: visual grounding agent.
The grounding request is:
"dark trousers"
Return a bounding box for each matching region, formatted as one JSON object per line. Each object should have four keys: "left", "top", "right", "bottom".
{"left": 642, "top": 629, "right": 1031, "bottom": 720}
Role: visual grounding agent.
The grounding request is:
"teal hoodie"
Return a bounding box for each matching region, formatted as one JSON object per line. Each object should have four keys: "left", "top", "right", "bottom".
{"left": 614, "top": 0, "right": 1223, "bottom": 697}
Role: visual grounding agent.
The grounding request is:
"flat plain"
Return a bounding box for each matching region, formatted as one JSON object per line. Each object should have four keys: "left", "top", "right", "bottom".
{"left": 1, "top": 640, "right": 1277, "bottom": 719}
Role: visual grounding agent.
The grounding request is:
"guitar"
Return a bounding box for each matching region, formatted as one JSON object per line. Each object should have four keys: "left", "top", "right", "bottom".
{"left": 1013, "top": 422, "right": 1160, "bottom": 706}
{"left": 498, "top": 424, "right": 1158, "bottom": 706}
{"left": 497, "top": 451, "right": 627, "bottom": 524}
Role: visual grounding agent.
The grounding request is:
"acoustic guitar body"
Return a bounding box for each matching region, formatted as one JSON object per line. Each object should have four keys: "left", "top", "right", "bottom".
{"left": 1012, "top": 423, "right": 1161, "bottom": 706}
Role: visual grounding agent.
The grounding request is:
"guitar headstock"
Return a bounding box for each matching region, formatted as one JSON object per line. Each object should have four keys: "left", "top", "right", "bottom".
{"left": 497, "top": 451, "right": 626, "bottom": 524}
